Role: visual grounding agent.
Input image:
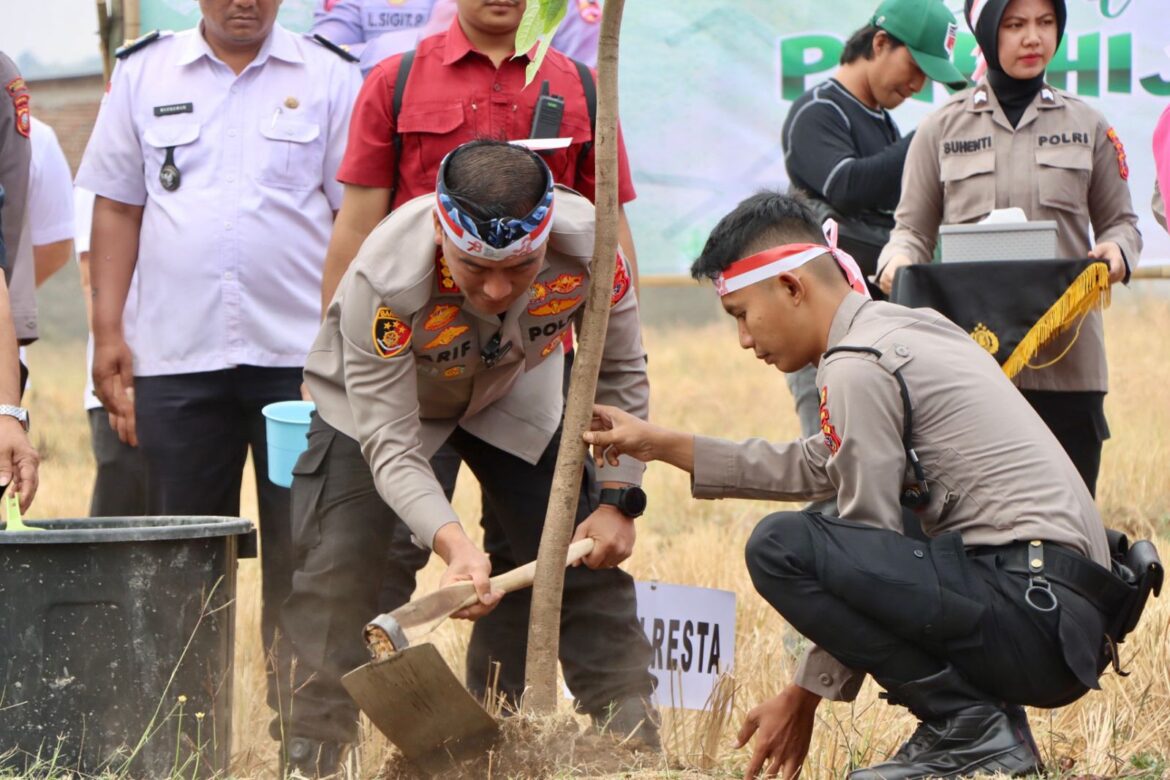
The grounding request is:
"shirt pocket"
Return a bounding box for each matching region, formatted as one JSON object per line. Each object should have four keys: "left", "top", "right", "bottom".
{"left": 940, "top": 152, "right": 996, "bottom": 224}
{"left": 256, "top": 118, "right": 324, "bottom": 191}
{"left": 397, "top": 101, "right": 473, "bottom": 177}
{"left": 142, "top": 121, "right": 201, "bottom": 193}
{"left": 1035, "top": 145, "right": 1092, "bottom": 217}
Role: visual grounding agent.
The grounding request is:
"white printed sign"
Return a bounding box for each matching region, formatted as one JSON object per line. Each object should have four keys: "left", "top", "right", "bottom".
{"left": 635, "top": 581, "right": 736, "bottom": 711}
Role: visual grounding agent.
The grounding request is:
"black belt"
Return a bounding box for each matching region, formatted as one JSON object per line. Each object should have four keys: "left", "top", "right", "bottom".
{"left": 978, "top": 541, "right": 1131, "bottom": 620}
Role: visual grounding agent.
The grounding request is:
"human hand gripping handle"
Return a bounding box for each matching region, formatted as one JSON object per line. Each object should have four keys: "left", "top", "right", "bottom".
{"left": 736, "top": 684, "right": 822, "bottom": 780}
{"left": 0, "top": 416, "right": 39, "bottom": 512}
{"left": 433, "top": 523, "right": 500, "bottom": 620}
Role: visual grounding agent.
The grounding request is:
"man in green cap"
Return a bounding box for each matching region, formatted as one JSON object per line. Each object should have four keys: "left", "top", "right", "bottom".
{"left": 779, "top": 0, "right": 967, "bottom": 511}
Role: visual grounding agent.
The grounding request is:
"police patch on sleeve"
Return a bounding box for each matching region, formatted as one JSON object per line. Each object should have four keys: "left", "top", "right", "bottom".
{"left": 819, "top": 386, "right": 842, "bottom": 454}
{"left": 373, "top": 306, "right": 412, "bottom": 358}
{"left": 1106, "top": 127, "right": 1129, "bottom": 181}
{"left": 611, "top": 253, "right": 631, "bottom": 307}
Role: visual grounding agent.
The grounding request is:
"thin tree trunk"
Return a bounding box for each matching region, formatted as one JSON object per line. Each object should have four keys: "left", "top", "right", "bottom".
{"left": 524, "top": 0, "right": 627, "bottom": 714}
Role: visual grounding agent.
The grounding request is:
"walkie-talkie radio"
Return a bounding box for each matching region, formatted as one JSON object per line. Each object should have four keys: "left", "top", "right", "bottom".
{"left": 529, "top": 80, "right": 565, "bottom": 139}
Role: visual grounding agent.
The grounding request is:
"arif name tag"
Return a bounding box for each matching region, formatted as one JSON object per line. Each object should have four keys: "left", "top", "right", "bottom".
{"left": 153, "top": 102, "right": 194, "bottom": 117}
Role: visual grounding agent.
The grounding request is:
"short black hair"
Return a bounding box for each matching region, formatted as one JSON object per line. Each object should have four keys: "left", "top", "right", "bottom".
{"left": 443, "top": 139, "right": 548, "bottom": 222}
{"left": 840, "top": 25, "right": 906, "bottom": 65}
{"left": 690, "top": 192, "right": 826, "bottom": 281}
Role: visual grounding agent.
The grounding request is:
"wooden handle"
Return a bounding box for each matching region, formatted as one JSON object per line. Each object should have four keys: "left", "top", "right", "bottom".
{"left": 452, "top": 538, "right": 595, "bottom": 612}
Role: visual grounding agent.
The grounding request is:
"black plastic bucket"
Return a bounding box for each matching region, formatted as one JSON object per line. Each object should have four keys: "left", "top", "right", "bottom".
{"left": 0, "top": 516, "right": 256, "bottom": 778}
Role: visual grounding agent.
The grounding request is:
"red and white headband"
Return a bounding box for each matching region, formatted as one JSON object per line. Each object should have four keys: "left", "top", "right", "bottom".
{"left": 715, "top": 219, "right": 872, "bottom": 299}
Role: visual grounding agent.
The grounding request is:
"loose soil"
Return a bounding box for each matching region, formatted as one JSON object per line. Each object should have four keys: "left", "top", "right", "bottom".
{"left": 377, "top": 715, "right": 672, "bottom": 779}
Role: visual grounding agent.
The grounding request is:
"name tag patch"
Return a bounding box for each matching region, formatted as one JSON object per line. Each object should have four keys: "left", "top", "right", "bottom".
{"left": 153, "top": 102, "right": 194, "bottom": 117}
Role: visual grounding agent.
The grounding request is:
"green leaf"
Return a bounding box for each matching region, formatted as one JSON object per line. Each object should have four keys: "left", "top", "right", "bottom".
{"left": 514, "top": 2, "right": 544, "bottom": 59}
{"left": 540, "top": 0, "right": 569, "bottom": 34}
{"left": 525, "top": 34, "right": 556, "bottom": 86}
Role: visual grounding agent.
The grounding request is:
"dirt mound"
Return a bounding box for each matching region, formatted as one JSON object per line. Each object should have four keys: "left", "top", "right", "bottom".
{"left": 377, "top": 715, "right": 669, "bottom": 779}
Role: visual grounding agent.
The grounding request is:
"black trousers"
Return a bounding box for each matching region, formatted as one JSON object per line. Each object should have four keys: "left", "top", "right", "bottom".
{"left": 276, "top": 415, "right": 654, "bottom": 744}
{"left": 745, "top": 512, "right": 1106, "bottom": 709}
{"left": 87, "top": 408, "right": 149, "bottom": 517}
{"left": 134, "top": 366, "right": 303, "bottom": 682}
{"left": 1020, "top": 390, "right": 1108, "bottom": 497}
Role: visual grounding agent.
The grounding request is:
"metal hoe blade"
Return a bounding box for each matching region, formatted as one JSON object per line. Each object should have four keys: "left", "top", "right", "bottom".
{"left": 341, "top": 644, "right": 499, "bottom": 775}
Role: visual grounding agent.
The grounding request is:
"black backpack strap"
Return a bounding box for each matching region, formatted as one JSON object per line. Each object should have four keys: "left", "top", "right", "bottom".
{"left": 389, "top": 49, "right": 416, "bottom": 208}
{"left": 571, "top": 59, "right": 596, "bottom": 161}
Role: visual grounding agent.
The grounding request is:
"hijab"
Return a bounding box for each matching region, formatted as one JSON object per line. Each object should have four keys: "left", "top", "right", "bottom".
{"left": 965, "top": 0, "right": 1067, "bottom": 127}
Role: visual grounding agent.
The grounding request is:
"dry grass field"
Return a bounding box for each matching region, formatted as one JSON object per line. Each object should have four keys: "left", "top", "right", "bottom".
{"left": 14, "top": 284, "right": 1170, "bottom": 778}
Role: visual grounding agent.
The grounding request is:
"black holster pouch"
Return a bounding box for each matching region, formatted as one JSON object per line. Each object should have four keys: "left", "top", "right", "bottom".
{"left": 1105, "top": 529, "right": 1164, "bottom": 644}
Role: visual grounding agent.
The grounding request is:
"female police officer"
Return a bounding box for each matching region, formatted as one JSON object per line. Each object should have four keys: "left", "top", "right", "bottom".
{"left": 876, "top": 0, "right": 1142, "bottom": 495}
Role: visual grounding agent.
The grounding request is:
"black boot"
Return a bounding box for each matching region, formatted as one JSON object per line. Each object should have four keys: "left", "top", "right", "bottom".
{"left": 848, "top": 666, "right": 1041, "bottom": 780}
{"left": 591, "top": 696, "right": 662, "bottom": 750}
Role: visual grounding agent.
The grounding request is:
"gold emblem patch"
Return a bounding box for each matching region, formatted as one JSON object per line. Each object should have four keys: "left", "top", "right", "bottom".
{"left": 424, "top": 325, "right": 469, "bottom": 349}
{"left": 372, "top": 306, "right": 411, "bottom": 358}
{"left": 424, "top": 304, "right": 459, "bottom": 331}
{"left": 528, "top": 296, "right": 581, "bottom": 317}
{"left": 970, "top": 322, "right": 1000, "bottom": 356}
{"left": 443, "top": 366, "right": 465, "bottom": 378}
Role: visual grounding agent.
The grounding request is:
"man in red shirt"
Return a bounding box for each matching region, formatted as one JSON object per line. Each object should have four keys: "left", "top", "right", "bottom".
{"left": 319, "top": 0, "right": 638, "bottom": 310}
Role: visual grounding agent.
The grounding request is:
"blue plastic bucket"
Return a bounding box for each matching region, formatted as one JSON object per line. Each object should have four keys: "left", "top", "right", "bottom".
{"left": 262, "top": 400, "right": 315, "bottom": 488}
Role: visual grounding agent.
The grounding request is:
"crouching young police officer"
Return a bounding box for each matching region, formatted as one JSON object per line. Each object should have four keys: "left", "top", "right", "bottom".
{"left": 275, "top": 140, "right": 655, "bottom": 776}
{"left": 583, "top": 192, "right": 1159, "bottom": 780}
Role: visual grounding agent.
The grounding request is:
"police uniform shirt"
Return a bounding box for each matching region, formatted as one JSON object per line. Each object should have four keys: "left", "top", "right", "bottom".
{"left": 878, "top": 82, "right": 1141, "bottom": 393}
{"left": 10, "top": 117, "right": 74, "bottom": 343}
{"left": 0, "top": 52, "right": 31, "bottom": 278}
{"left": 691, "top": 292, "right": 1109, "bottom": 699}
{"left": 75, "top": 25, "right": 361, "bottom": 376}
{"left": 304, "top": 186, "right": 646, "bottom": 547}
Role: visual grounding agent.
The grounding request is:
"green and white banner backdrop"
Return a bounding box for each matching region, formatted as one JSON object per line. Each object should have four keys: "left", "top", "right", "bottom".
{"left": 141, "top": 0, "right": 1169, "bottom": 273}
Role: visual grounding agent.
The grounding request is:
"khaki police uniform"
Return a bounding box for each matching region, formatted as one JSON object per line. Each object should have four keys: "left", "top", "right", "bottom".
{"left": 879, "top": 83, "right": 1141, "bottom": 394}
{"left": 279, "top": 186, "right": 653, "bottom": 745}
{"left": 695, "top": 292, "right": 1111, "bottom": 707}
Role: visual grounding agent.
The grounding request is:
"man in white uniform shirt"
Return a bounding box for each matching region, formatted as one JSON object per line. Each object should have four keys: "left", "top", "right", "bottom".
{"left": 75, "top": 0, "right": 361, "bottom": 721}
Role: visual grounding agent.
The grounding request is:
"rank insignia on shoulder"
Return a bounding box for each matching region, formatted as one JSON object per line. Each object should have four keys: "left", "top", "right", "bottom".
{"left": 116, "top": 30, "right": 167, "bottom": 59}
{"left": 973, "top": 89, "right": 988, "bottom": 106}
{"left": 307, "top": 33, "right": 359, "bottom": 63}
{"left": 1106, "top": 127, "right": 1129, "bottom": 180}
{"left": 1040, "top": 88, "right": 1055, "bottom": 103}
{"left": 435, "top": 254, "right": 461, "bottom": 294}
{"left": 373, "top": 306, "right": 412, "bottom": 358}
{"left": 819, "top": 386, "right": 842, "bottom": 455}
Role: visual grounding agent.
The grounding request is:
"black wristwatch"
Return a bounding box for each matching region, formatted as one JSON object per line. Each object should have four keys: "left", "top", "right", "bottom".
{"left": 598, "top": 486, "right": 647, "bottom": 519}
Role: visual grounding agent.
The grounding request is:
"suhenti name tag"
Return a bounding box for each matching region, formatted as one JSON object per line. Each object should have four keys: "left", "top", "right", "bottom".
{"left": 153, "top": 102, "right": 194, "bottom": 117}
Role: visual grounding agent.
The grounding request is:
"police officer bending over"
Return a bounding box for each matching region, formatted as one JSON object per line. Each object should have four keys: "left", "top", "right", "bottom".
{"left": 584, "top": 192, "right": 1159, "bottom": 780}
{"left": 278, "top": 139, "right": 655, "bottom": 777}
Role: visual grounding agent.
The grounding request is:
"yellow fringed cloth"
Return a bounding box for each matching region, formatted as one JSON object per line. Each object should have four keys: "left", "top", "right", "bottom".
{"left": 890, "top": 259, "right": 1111, "bottom": 379}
